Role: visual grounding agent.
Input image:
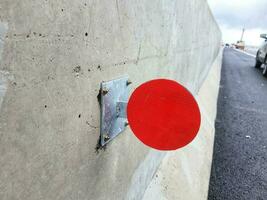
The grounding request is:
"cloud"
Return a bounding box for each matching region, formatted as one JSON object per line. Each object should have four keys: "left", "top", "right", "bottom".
{"left": 208, "top": 0, "right": 267, "bottom": 45}
{"left": 208, "top": 0, "right": 267, "bottom": 29}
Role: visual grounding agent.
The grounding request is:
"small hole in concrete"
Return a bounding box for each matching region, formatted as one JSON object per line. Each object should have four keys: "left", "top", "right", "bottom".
{"left": 73, "top": 66, "right": 81, "bottom": 73}
{"left": 45, "top": 105, "right": 47, "bottom": 108}
{"left": 78, "top": 114, "right": 81, "bottom": 118}
{"left": 85, "top": 32, "right": 88, "bottom": 36}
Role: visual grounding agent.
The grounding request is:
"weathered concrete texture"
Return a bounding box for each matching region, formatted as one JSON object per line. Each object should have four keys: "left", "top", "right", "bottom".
{"left": 142, "top": 50, "right": 222, "bottom": 200}
{"left": 0, "top": 0, "right": 221, "bottom": 199}
{"left": 0, "top": 22, "right": 8, "bottom": 107}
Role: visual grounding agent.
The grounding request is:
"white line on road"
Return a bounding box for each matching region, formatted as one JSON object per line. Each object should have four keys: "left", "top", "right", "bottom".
{"left": 233, "top": 48, "right": 256, "bottom": 58}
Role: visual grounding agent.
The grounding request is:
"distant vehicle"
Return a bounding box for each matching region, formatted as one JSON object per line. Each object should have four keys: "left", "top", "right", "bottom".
{"left": 235, "top": 41, "right": 245, "bottom": 50}
{"left": 225, "top": 43, "right": 230, "bottom": 47}
{"left": 255, "top": 34, "right": 267, "bottom": 77}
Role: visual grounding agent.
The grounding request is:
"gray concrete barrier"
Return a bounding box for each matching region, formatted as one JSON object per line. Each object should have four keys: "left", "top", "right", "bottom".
{"left": 0, "top": 0, "right": 221, "bottom": 199}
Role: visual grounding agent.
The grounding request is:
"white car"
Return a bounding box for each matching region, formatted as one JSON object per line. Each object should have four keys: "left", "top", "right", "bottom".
{"left": 255, "top": 34, "right": 267, "bottom": 77}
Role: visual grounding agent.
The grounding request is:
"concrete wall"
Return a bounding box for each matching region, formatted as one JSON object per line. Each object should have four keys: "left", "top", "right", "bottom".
{"left": 0, "top": 0, "right": 221, "bottom": 199}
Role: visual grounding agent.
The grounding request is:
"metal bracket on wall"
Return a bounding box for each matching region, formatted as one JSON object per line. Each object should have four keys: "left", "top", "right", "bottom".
{"left": 99, "top": 76, "right": 131, "bottom": 146}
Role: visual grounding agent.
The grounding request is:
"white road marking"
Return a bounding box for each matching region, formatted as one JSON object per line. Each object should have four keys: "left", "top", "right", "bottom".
{"left": 233, "top": 48, "right": 256, "bottom": 58}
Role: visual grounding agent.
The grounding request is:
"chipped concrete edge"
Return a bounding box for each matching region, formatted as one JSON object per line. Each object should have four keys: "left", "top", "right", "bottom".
{"left": 0, "top": 21, "right": 8, "bottom": 109}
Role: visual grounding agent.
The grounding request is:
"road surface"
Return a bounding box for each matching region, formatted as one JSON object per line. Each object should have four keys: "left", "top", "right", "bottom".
{"left": 244, "top": 46, "right": 258, "bottom": 56}
{"left": 208, "top": 48, "right": 267, "bottom": 200}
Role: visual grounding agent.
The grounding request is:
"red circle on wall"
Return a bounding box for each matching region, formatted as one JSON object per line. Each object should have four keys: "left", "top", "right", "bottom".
{"left": 127, "top": 79, "right": 201, "bottom": 151}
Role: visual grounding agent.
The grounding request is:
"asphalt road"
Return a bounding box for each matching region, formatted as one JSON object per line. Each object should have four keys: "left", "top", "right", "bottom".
{"left": 208, "top": 48, "right": 267, "bottom": 200}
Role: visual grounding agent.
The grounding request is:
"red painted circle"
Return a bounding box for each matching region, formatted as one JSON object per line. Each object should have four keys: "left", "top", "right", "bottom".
{"left": 127, "top": 79, "right": 201, "bottom": 151}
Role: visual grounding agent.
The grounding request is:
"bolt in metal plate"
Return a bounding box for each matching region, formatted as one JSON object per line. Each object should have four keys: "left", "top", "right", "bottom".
{"left": 100, "top": 76, "right": 129, "bottom": 146}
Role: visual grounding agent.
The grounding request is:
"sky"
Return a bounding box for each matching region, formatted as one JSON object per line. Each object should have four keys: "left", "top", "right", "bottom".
{"left": 207, "top": 0, "right": 267, "bottom": 46}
